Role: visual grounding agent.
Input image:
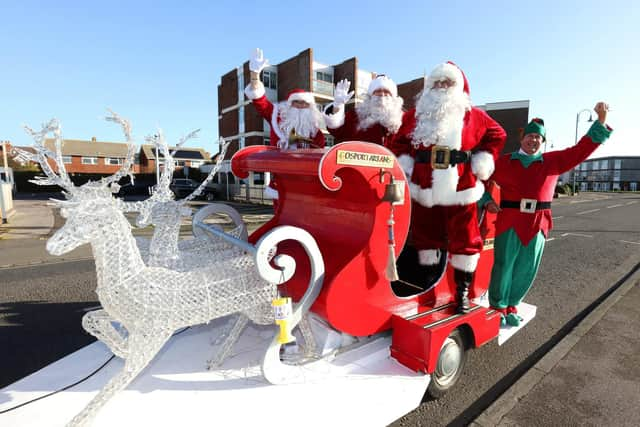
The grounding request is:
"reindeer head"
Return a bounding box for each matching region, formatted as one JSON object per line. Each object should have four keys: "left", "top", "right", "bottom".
{"left": 47, "top": 184, "right": 125, "bottom": 255}
{"left": 15, "top": 112, "right": 137, "bottom": 256}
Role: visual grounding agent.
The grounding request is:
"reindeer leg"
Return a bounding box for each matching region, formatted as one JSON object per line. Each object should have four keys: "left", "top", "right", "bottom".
{"left": 207, "top": 314, "right": 249, "bottom": 370}
{"left": 67, "top": 331, "right": 171, "bottom": 427}
{"left": 297, "top": 315, "right": 317, "bottom": 359}
{"left": 82, "top": 309, "right": 129, "bottom": 359}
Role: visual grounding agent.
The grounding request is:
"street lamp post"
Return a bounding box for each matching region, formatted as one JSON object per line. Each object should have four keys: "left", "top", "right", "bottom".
{"left": 572, "top": 109, "right": 594, "bottom": 193}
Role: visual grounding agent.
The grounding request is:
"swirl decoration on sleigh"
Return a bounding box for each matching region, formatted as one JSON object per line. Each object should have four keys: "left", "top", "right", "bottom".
{"left": 13, "top": 113, "right": 325, "bottom": 427}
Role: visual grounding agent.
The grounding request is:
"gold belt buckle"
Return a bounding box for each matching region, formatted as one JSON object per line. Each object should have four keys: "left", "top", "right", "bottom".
{"left": 520, "top": 198, "right": 537, "bottom": 213}
{"left": 431, "top": 146, "right": 451, "bottom": 169}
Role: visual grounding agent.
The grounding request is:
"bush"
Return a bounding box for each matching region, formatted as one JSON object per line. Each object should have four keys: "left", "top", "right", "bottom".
{"left": 555, "top": 183, "right": 573, "bottom": 197}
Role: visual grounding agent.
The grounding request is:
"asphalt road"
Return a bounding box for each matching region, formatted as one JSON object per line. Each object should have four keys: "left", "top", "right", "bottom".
{"left": 1, "top": 193, "right": 639, "bottom": 426}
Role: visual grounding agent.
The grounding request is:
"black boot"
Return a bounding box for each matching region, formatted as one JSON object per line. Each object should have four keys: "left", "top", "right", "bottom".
{"left": 454, "top": 269, "right": 473, "bottom": 314}
{"left": 418, "top": 264, "right": 441, "bottom": 291}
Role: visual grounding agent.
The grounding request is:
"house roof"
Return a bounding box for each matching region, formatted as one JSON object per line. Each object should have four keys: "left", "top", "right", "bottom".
{"left": 140, "top": 144, "right": 209, "bottom": 161}
{"left": 44, "top": 139, "right": 130, "bottom": 158}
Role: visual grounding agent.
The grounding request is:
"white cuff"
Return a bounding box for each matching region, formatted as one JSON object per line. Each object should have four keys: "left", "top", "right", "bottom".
{"left": 244, "top": 82, "right": 265, "bottom": 100}
{"left": 324, "top": 106, "right": 345, "bottom": 129}
{"left": 418, "top": 249, "right": 440, "bottom": 266}
{"left": 450, "top": 253, "right": 480, "bottom": 272}
{"left": 397, "top": 154, "right": 415, "bottom": 179}
{"left": 471, "top": 151, "right": 495, "bottom": 181}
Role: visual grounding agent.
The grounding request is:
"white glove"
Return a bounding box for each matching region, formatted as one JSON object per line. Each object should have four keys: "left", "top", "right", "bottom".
{"left": 249, "top": 48, "right": 269, "bottom": 73}
{"left": 333, "top": 79, "right": 354, "bottom": 108}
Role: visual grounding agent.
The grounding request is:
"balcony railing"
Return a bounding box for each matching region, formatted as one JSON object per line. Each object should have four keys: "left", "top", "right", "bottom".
{"left": 312, "top": 79, "right": 334, "bottom": 96}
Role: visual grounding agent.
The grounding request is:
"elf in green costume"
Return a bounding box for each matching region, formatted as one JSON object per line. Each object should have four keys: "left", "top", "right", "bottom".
{"left": 482, "top": 102, "right": 612, "bottom": 326}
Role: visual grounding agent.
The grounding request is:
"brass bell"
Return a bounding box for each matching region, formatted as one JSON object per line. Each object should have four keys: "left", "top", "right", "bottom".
{"left": 380, "top": 170, "right": 404, "bottom": 204}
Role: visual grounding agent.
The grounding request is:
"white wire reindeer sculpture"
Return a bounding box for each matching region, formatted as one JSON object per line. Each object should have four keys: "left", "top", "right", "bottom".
{"left": 131, "top": 131, "right": 246, "bottom": 270}
{"left": 16, "top": 117, "right": 324, "bottom": 427}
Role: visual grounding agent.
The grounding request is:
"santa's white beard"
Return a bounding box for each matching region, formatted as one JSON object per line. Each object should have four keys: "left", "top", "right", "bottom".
{"left": 356, "top": 95, "right": 404, "bottom": 134}
{"left": 278, "top": 103, "right": 323, "bottom": 140}
{"left": 412, "top": 88, "right": 471, "bottom": 149}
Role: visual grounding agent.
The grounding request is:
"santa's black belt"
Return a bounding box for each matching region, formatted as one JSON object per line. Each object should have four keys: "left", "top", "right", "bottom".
{"left": 415, "top": 147, "right": 472, "bottom": 169}
{"left": 501, "top": 199, "right": 551, "bottom": 213}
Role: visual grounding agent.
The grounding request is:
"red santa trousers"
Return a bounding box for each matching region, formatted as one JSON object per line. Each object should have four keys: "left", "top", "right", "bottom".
{"left": 410, "top": 201, "right": 483, "bottom": 259}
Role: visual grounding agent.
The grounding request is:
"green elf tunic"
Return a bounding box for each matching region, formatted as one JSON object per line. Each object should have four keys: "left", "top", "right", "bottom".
{"left": 485, "top": 120, "right": 612, "bottom": 324}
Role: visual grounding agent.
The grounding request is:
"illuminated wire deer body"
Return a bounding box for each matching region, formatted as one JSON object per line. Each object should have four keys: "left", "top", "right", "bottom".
{"left": 127, "top": 131, "right": 246, "bottom": 271}
{"left": 15, "top": 116, "right": 324, "bottom": 427}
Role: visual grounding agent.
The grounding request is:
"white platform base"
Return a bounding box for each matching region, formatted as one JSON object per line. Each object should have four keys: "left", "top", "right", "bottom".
{"left": 472, "top": 293, "right": 537, "bottom": 346}
{"left": 0, "top": 316, "right": 429, "bottom": 427}
{"left": 497, "top": 302, "right": 537, "bottom": 345}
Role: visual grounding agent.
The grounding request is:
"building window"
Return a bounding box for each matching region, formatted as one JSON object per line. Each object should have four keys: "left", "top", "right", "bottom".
{"left": 253, "top": 172, "right": 264, "bottom": 185}
{"left": 631, "top": 182, "right": 638, "bottom": 191}
{"left": 81, "top": 156, "right": 98, "bottom": 165}
{"left": 601, "top": 159, "right": 608, "bottom": 169}
{"left": 62, "top": 155, "right": 72, "bottom": 164}
{"left": 315, "top": 71, "right": 333, "bottom": 83}
{"left": 614, "top": 159, "right": 621, "bottom": 169}
{"left": 106, "top": 157, "right": 124, "bottom": 165}
{"left": 262, "top": 70, "right": 277, "bottom": 90}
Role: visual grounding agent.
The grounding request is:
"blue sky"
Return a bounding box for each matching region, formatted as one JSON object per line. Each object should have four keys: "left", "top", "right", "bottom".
{"left": 2, "top": 1, "right": 638, "bottom": 158}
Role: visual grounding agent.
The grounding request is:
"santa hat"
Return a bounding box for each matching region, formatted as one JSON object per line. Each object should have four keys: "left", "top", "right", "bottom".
{"left": 523, "top": 118, "right": 546, "bottom": 141}
{"left": 367, "top": 75, "right": 398, "bottom": 97}
{"left": 286, "top": 89, "right": 315, "bottom": 105}
{"left": 425, "top": 61, "right": 470, "bottom": 95}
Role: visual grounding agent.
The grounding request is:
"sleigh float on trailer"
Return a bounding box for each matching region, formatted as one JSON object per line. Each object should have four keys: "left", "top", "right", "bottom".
{"left": 1, "top": 141, "right": 535, "bottom": 427}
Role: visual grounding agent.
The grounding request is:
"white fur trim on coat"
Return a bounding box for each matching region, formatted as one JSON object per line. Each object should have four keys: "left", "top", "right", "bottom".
{"left": 270, "top": 103, "right": 288, "bottom": 147}
{"left": 368, "top": 76, "right": 398, "bottom": 97}
{"left": 409, "top": 179, "right": 485, "bottom": 208}
{"left": 324, "top": 105, "right": 346, "bottom": 129}
{"left": 471, "top": 150, "right": 495, "bottom": 181}
{"left": 425, "top": 63, "right": 464, "bottom": 95}
{"left": 263, "top": 186, "right": 279, "bottom": 199}
{"left": 287, "top": 92, "right": 315, "bottom": 105}
{"left": 397, "top": 154, "right": 415, "bottom": 179}
{"left": 244, "top": 83, "right": 265, "bottom": 100}
{"left": 450, "top": 253, "right": 480, "bottom": 272}
{"left": 418, "top": 249, "right": 441, "bottom": 266}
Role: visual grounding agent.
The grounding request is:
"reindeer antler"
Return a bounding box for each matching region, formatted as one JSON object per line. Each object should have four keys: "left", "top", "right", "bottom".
{"left": 181, "top": 137, "right": 230, "bottom": 203}
{"left": 101, "top": 110, "right": 136, "bottom": 189}
{"left": 19, "top": 119, "right": 76, "bottom": 193}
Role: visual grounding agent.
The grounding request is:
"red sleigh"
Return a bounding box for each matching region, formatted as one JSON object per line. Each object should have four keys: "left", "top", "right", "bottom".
{"left": 232, "top": 141, "right": 503, "bottom": 395}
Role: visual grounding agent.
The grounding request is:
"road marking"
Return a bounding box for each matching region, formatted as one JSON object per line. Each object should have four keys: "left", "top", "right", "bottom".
{"left": 620, "top": 240, "right": 640, "bottom": 245}
{"left": 546, "top": 238, "right": 555, "bottom": 242}
{"left": 552, "top": 216, "right": 563, "bottom": 220}
{"left": 606, "top": 204, "right": 623, "bottom": 209}
{"left": 626, "top": 201, "right": 638, "bottom": 205}
{"left": 576, "top": 208, "right": 600, "bottom": 215}
{"left": 561, "top": 232, "right": 593, "bottom": 238}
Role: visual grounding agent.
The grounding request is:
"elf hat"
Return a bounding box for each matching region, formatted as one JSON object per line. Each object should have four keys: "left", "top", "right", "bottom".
{"left": 523, "top": 118, "right": 546, "bottom": 141}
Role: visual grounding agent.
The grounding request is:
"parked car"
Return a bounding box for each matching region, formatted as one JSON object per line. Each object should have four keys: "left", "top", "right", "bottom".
{"left": 169, "top": 178, "right": 217, "bottom": 201}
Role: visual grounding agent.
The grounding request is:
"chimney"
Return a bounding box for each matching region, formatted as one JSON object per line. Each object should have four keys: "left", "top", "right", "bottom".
{"left": 91, "top": 136, "right": 97, "bottom": 142}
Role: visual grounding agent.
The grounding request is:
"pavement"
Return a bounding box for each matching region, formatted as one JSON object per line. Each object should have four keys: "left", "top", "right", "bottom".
{"left": 471, "top": 264, "right": 640, "bottom": 427}
{"left": 1, "top": 195, "right": 639, "bottom": 426}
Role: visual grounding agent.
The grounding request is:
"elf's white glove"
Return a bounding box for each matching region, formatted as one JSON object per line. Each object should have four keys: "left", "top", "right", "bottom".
{"left": 249, "top": 48, "right": 269, "bottom": 73}
{"left": 333, "top": 79, "right": 354, "bottom": 109}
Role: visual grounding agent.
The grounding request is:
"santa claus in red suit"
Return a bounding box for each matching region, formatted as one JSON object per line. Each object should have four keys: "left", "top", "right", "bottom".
{"left": 397, "top": 61, "right": 506, "bottom": 313}
{"left": 244, "top": 48, "right": 326, "bottom": 200}
{"left": 324, "top": 75, "right": 414, "bottom": 157}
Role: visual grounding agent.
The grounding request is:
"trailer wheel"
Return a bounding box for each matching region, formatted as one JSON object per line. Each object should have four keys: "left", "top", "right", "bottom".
{"left": 426, "top": 328, "right": 468, "bottom": 399}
